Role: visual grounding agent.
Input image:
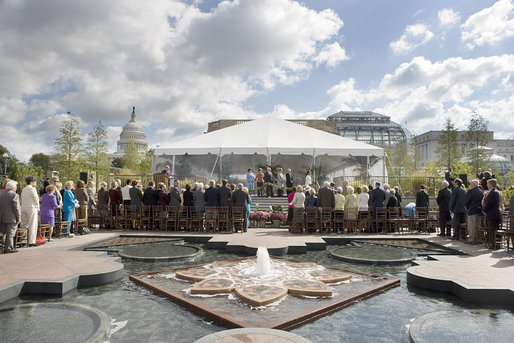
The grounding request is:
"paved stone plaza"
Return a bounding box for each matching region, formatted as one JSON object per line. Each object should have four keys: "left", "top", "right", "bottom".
{"left": 0, "top": 229, "right": 512, "bottom": 307}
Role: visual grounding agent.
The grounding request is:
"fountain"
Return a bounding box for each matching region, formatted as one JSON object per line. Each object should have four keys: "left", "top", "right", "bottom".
{"left": 252, "top": 247, "right": 272, "bottom": 276}
{"left": 130, "top": 246, "right": 400, "bottom": 329}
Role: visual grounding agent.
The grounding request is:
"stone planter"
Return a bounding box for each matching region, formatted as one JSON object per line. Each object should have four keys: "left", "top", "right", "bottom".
{"left": 257, "top": 220, "right": 266, "bottom": 228}
{"left": 271, "top": 220, "right": 281, "bottom": 228}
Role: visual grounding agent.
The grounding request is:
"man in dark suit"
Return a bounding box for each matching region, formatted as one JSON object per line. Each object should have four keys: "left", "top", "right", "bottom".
{"left": 0, "top": 181, "right": 21, "bottom": 253}
{"left": 317, "top": 181, "right": 335, "bottom": 209}
{"left": 415, "top": 185, "right": 430, "bottom": 208}
{"left": 286, "top": 169, "right": 293, "bottom": 196}
{"left": 168, "top": 179, "right": 181, "bottom": 207}
{"left": 218, "top": 179, "right": 231, "bottom": 207}
{"left": 264, "top": 167, "right": 274, "bottom": 198}
{"left": 232, "top": 183, "right": 249, "bottom": 232}
{"left": 436, "top": 181, "right": 452, "bottom": 236}
{"left": 204, "top": 180, "right": 220, "bottom": 207}
{"left": 483, "top": 178, "right": 502, "bottom": 249}
{"left": 445, "top": 167, "right": 455, "bottom": 189}
{"left": 143, "top": 181, "right": 159, "bottom": 206}
{"left": 449, "top": 178, "right": 467, "bottom": 240}
{"left": 369, "top": 182, "right": 386, "bottom": 219}
{"left": 465, "top": 179, "right": 483, "bottom": 243}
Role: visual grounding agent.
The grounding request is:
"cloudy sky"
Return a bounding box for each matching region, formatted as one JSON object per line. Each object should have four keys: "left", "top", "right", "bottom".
{"left": 1, "top": 0, "right": 513, "bottom": 161}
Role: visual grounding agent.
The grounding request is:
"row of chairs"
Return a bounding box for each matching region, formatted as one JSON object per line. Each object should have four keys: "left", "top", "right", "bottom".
{"left": 289, "top": 207, "right": 436, "bottom": 234}
{"left": 88, "top": 205, "right": 247, "bottom": 233}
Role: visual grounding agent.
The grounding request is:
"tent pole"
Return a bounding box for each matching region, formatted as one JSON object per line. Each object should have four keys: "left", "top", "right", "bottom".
{"left": 382, "top": 149, "right": 386, "bottom": 184}
{"left": 219, "top": 154, "right": 223, "bottom": 181}
{"left": 171, "top": 155, "right": 176, "bottom": 179}
{"left": 366, "top": 156, "right": 370, "bottom": 185}
{"left": 209, "top": 151, "right": 221, "bottom": 181}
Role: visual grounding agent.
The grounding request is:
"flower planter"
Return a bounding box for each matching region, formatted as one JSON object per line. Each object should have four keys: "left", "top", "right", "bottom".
{"left": 271, "top": 220, "right": 281, "bottom": 228}
{"left": 257, "top": 220, "right": 266, "bottom": 228}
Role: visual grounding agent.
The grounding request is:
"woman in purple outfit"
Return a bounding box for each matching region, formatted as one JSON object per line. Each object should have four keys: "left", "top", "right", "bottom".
{"left": 40, "top": 184, "right": 61, "bottom": 241}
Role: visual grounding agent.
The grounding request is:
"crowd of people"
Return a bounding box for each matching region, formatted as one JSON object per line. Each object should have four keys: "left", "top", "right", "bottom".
{"left": 1, "top": 164, "right": 512, "bottom": 253}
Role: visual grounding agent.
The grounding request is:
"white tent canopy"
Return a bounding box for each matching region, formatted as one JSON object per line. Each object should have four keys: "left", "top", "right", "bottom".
{"left": 154, "top": 117, "right": 384, "bottom": 157}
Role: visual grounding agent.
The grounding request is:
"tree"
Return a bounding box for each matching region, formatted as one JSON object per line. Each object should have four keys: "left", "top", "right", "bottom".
{"left": 0, "top": 145, "right": 20, "bottom": 181}
{"left": 86, "top": 121, "right": 110, "bottom": 189}
{"left": 121, "top": 138, "right": 140, "bottom": 172}
{"left": 435, "top": 119, "right": 461, "bottom": 169}
{"left": 466, "top": 112, "right": 489, "bottom": 176}
{"left": 139, "top": 149, "right": 153, "bottom": 180}
{"left": 29, "top": 153, "right": 51, "bottom": 175}
{"left": 111, "top": 157, "right": 123, "bottom": 169}
{"left": 53, "top": 115, "right": 84, "bottom": 181}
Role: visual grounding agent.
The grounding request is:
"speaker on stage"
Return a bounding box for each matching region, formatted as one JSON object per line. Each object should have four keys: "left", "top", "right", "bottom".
{"left": 79, "top": 172, "right": 88, "bottom": 183}
{"left": 459, "top": 173, "right": 468, "bottom": 187}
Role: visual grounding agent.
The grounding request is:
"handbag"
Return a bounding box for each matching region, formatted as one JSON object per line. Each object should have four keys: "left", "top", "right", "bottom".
{"left": 36, "top": 235, "right": 46, "bottom": 245}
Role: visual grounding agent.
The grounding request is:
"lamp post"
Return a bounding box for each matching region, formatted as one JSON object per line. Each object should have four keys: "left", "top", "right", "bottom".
{"left": 2, "top": 152, "right": 8, "bottom": 176}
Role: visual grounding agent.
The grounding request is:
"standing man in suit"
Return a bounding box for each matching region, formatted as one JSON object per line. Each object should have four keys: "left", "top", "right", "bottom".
{"left": 369, "top": 182, "right": 386, "bottom": 218}
{"left": 143, "top": 181, "right": 159, "bottom": 206}
{"left": 264, "top": 167, "right": 274, "bottom": 198}
{"left": 483, "top": 178, "right": 502, "bottom": 249}
{"left": 445, "top": 167, "right": 455, "bottom": 189}
{"left": 317, "top": 181, "right": 335, "bottom": 209}
{"left": 464, "top": 179, "right": 483, "bottom": 243}
{"left": 415, "top": 185, "right": 430, "bottom": 209}
{"left": 168, "top": 179, "right": 181, "bottom": 207}
{"left": 218, "top": 179, "right": 231, "bottom": 207}
{"left": 204, "top": 180, "right": 220, "bottom": 207}
{"left": 449, "top": 178, "right": 467, "bottom": 240}
{"left": 436, "top": 181, "right": 452, "bottom": 236}
{"left": 286, "top": 169, "right": 294, "bottom": 196}
{"left": 232, "top": 183, "right": 249, "bottom": 232}
{"left": 0, "top": 181, "right": 21, "bottom": 253}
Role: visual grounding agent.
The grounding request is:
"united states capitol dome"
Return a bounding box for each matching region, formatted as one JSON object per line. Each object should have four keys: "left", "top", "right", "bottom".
{"left": 115, "top": 106, "right": 148, "bottom": 156}
{"left": 326, "top": 111, "right": 410, "bottom": 147}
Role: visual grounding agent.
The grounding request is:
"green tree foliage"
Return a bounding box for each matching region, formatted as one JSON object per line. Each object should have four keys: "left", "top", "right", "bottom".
{"left": 53, "top": 115, "right": 84, "bottom": 182}
{"left": 435, "top": 119, "right": 461, "bottom": 169}
{"left": 139, "top": 149, "right": 153, "bottom": 179}
{"left": 86, "top": 121, "right": 110, "bottom": 189}
{"left": 386, "top": 141, "right": 416, "bottom": 179}
{"left": 466, "top": 112, "right": 489, "bottom": 176}
{"left": 0, "top": 145, "right": 20, "bottom": 181}
{"left": 29, "top": 153, "right": 51, "bottom": 175}
{"left": 121, "top": 138, "right": 140, "bottom": 172}
{"left": 111, "top": 157, "right": 123, "bottom": 169}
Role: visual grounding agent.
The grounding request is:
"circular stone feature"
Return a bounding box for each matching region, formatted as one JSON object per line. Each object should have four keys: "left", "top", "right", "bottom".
{"left": 310, "top": 269, "right": 352, "bottom": 283}
{"left": 409, "top": 310, "right": 514, "bottom": 343}
{"left": 0, "top": 302, "right": 110, "bottom": 343}
{"left": 194, "top": 328, "right": 313, "bottom": 343}
{"left": 330, "top": 244, "right": 415, "bottom": 264}
{"left": 283, "top": 279, "right": 332, "bottom": 296}
{"left": 235, "top": 285, "right": 288, "bottom": 306}
{"left": 118, "top": 242, "right": 202, "bottom": 262}
{"left": 191, "top": 278, "right": 234, "bottom": 295}
{"left": 176, "top": 267, "right": 217, "bottom": 282}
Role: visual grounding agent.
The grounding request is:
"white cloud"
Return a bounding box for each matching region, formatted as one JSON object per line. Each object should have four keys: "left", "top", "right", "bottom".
{"left": 326, "top": 55, "right": 514, "bottom": 136}
{"left": 461, "top": 0, "right": 514, "bottom": 49}
{"left": 0, "top": 0, "right": 345, "bottom": 160}
{"left": 390, "top": 23, "right": 434, "bottom": 55}
{"left": 438, "top": 8, "right": 461, "bottom": 26}
{"left": 313, "top": 42, "right": 349, "bottom": 68}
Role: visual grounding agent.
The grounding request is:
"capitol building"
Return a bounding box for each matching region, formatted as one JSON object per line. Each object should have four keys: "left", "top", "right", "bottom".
{"left": 112, "top": 106, "right": 148, "bottom": 158}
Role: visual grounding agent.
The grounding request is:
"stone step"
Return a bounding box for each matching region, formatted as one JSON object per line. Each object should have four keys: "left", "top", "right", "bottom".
{"left": 250, "top": 196, "right": 289, "bottom": 212}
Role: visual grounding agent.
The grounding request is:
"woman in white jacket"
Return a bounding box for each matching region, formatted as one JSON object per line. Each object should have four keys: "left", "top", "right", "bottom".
{"left": 21, "top": 176, "right": 40, "bottom": 246}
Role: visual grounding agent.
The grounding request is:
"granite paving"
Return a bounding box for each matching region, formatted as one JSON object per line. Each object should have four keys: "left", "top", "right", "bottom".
{"left": 0, "top": 228, "right": 512, "bottom": 306}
